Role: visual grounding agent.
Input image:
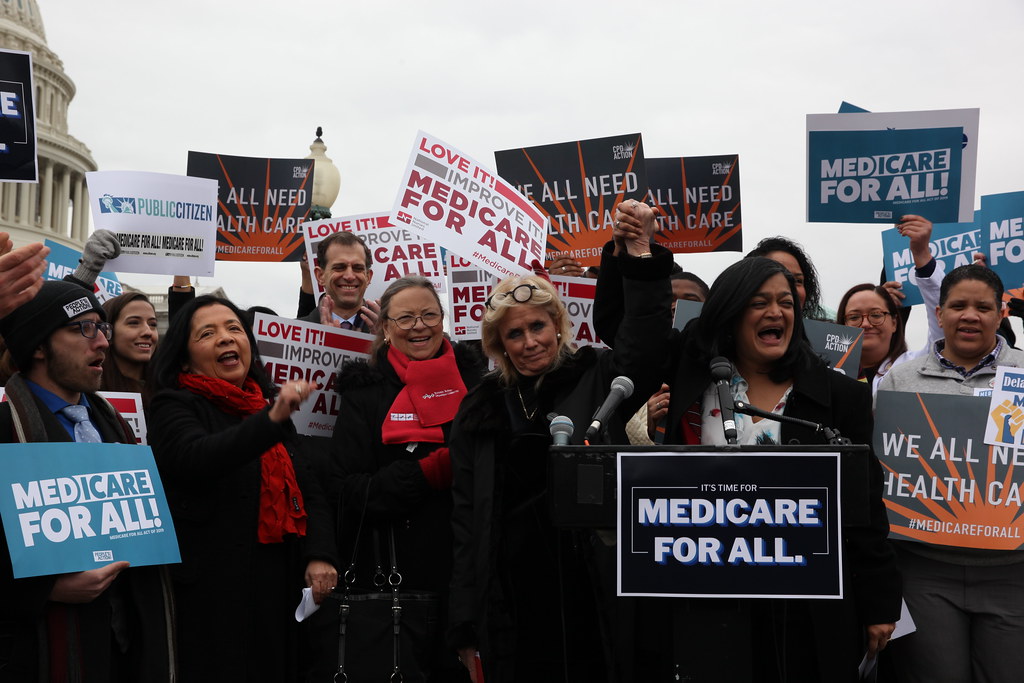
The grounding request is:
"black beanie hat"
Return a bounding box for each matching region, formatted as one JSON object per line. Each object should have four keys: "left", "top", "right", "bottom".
{"left": 0, "top": 280, "right": 105, "bottom": 371}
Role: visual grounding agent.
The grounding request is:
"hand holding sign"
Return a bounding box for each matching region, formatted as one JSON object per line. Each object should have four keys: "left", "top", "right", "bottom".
{"left": 0, "top": 234, "right": 48, "bottom": 318}
{"left": 896, "top": 214, "right": 935, "bottom": 268}
{"left": 49, "top": 560, "right": 130, "bottom": 604}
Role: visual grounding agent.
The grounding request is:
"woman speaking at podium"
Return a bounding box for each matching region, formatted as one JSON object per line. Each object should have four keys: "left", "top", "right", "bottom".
{"left": 596, "top": 206, "right": 901, "bottom": 682}
{"left": 447, "top": 202, "right": 672, "bottom": 683}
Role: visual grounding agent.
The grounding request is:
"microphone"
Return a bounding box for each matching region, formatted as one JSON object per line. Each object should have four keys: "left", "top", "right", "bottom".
{"left": 549, "top": 415, "right": 574, "bottom": 446}
{"left": 585, "top": 376, "right": 634, "bottom": 442}
{"left": 709, "top": 357, "right": 738, "bottom": 444}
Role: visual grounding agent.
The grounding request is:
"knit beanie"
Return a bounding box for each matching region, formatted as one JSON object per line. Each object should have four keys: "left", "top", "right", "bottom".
{"left": 0, "top": 280, "right": 105, "bottom": 371}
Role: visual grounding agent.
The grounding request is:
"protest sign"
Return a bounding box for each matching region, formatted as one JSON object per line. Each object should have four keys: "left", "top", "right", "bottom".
{"left": 101, "top": 392, "right": 148, "bottom": 444}
{"left": 253, "top": 313, "right": 372, "bottom": 438}
{"left": 805, "top": 319, "right": 863, "bottom": 376}
{"left": 984, "top": 367, "right": 1024, "bottom": 448}
{"left": 303, "top": 212, "right": 446, "bottom": 303}
{"left": 645, "top": 155, "right": 742, "bottom": 253}
{"left": 0, "top": 49, "right": 36, "bottom": 182}
{"left": 0, "top": 443, "right": 179, "bottom": 578}
{"left": 672, "top": 301, "right": 862, "bottom": 374}
{"left": 807, "top": 108, "right": 979, "bottom": 224}
{"left": 882, "top": 219, "right": 979, "bottom": 307}
{"left": 979, "top": 191, "right": 1024, "bottom": 293}
{"left": 42, "top": 240, "right": 122, "bottom": 303}
{"left": 391, "top": 132, "right": 546, "bottom": 280}
{"left": 618, "top": 451, "right": 842, "bottom": 598}
{"left": 874, "top": 391, "right": 1024, "bottom": 550}
{"left": 549, "top": 275, "right": 607, "bottom": 350}
{"left": 187, "top": 151, "right": 313, "bottom": 262}
{"left": 86, "top": 171, "right": 217, "bottom": 277}
{"left": 494, "top": 133, "right": 647, "bottom": 267}
{"left": 447, "top": 253, "right": 497, "bottom": 342}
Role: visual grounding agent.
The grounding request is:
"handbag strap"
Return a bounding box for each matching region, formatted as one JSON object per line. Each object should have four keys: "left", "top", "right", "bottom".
{"left": 336, "top": 480, "right": 407, "bottom": 682}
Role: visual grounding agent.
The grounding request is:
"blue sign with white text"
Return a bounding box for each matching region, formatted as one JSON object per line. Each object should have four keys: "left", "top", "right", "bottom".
{"left": 979, "top": 191, "right": 1024, "bottom": 293}
{"left": 808, "top": 127, "right": 964, "bottom": 224}
{"left": 0, "top": 443, "right": 180, "bottom": 578}
{"left": 882, "top": 219, "right": 981, "bottom": 307}
{"left": 43, "top": 240, "right": 122, "bottom": 303}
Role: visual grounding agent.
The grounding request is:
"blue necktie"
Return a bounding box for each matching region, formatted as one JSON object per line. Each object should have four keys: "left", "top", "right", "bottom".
{"left": 339, "top": 320, "right": 354, "bottom": 330}
{"left": 60, "top": 404, "right": 102, "bottom": 443}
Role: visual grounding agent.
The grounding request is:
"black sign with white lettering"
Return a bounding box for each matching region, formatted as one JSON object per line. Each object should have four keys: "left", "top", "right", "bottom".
{"left": 0, "top": 49, "right": 37, "bottom": 182}
{"left": 618, "top": 452, "right": 842, "bottom": 598}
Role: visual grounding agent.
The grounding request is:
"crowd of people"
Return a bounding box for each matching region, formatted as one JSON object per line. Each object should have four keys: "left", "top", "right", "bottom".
{"left": 0, "top": 201, "right": 1020, "bottom": 682}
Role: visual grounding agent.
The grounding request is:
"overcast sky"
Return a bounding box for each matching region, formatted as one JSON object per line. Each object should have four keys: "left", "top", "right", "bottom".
{"left": 43, "top": 0, "right": 1024, "bottom": 341}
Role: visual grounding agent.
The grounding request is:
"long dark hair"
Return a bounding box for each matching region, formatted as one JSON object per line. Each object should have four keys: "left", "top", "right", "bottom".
{"left": 746, "top": 236, "right": 824, "bottom": 320}
{"left": 685, "top": 257, "right": 816, "bottom": 383}
{"left": 101, "top": 292, "right": 156, "bottom": 397}
{"left": 836, "top": 283, "right": 907, "bottom": 365}
{"left": 150, "top": 295, "right": 275, "bottom": 398}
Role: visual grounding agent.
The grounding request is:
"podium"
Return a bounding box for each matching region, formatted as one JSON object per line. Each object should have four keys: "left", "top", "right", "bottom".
{"left": 548, "top": 444, "right": 873, "bottom": 682}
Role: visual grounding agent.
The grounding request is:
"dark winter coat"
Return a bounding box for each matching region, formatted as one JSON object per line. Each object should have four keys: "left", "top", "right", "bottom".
{"left": 448, "top": 246, "right": 673, "bottom": 683}
{"left": 148, "top": 387, "right": 336, "bottom": 683}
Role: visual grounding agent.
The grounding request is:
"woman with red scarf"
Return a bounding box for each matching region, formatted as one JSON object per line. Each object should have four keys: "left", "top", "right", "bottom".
{"left": 328, "top": 276, "right": 484, "bottom": 682}
{"left": 148, "top": 295, "right": 338, "bottom": 683}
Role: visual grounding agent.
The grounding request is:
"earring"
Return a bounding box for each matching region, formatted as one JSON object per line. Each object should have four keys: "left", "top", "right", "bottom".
{"left": 503, "top": 351, "right": 508, "bottom": 357}
{"left": 384, "top": 337, "right": 391, "bottom": 346}
{"left": 557, "top": 333, "right": 561, "bottom": 339}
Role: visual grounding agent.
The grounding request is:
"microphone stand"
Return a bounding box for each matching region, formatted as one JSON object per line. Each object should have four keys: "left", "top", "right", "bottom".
{"left": 733, "top": 400, "right": 850, "bottom": 445}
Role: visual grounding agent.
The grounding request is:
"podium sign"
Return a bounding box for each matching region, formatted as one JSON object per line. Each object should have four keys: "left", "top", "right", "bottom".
{"left": 617, "top": 452, "right": 842, "bottom": 599}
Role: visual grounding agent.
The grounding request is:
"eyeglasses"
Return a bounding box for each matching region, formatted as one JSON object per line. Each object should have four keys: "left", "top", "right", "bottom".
{"left": 485, "top": 284, "right": 539, "bottom": 310}
{"left": 387, "top": 312, "right": 443, "bottom": 330}
{"left": 843, "top": 310, "right": 891, "bottom": 327}
{"left": 65, "top": 320, "right": 113, "bottom": 340}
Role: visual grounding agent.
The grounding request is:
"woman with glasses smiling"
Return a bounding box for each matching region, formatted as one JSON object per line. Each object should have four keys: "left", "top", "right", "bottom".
{"left": 328, "top": 275, "right": 486, "bottom": 681}
{"left": 836, "top": 215, "right": 942, "bottom": 395}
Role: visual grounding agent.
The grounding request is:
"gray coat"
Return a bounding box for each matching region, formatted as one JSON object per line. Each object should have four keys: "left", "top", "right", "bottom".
{"left": 877, "top": 336, "right": 1024, "bottom": 396}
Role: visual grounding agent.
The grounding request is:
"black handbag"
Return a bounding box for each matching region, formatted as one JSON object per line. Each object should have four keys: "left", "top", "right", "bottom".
{"left": 331, "top": 483, "right": 439, "bottom": 683}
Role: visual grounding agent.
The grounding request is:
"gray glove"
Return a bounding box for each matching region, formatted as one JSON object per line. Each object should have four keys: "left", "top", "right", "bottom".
{"left": 72, "top": 229, "right": 121, "bottom": 286}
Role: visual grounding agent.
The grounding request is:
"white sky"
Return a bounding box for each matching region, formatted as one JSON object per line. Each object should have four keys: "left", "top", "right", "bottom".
{"left": 42, "top": 0, "right": 1024, "bottom": 343}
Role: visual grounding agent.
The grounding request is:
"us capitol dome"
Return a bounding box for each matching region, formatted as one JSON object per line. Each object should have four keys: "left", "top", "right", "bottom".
{"left": 0, "top": 0, "right": 96, "bottom": 250}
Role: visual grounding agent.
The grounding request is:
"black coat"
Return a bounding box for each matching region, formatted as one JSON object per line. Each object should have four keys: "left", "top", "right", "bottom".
{"left": 448, "top": 246, "right": 673, "bottom": 682}
{"left": 0, "top": 376, "right": 172, "bottom": 682}
{"left": 148, "top": 387, "right": 336, "bottom": 683}
{"left": 331, "top": 342, "right": 485, "bottom": 593}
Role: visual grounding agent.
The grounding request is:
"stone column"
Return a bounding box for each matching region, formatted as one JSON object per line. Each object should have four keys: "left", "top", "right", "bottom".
{"left": 41, "top": 160, "right": 54, "bottom": 230}
{"left": 71, "top": 175, "right": 85, "bottom": 240}
{"left": 57, "top": 167, "right": 71, "bottom": 238}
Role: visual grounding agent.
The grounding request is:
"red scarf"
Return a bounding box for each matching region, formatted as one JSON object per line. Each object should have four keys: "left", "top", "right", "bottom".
{"left": 177, "top": 372, "right": 307, "bottom": 543}
{"left": 381, "top": 340, "right": 467, "bottom": 444}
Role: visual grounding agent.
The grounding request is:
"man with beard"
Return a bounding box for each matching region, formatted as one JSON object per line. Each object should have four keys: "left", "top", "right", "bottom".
{"left": 0, "top": 280, "right": 173, "bottom": 682}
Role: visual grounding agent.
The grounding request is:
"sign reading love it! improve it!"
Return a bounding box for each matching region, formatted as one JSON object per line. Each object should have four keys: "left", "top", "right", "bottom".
{"left": 391, "top": 131, "right": 546, "bottom": 280}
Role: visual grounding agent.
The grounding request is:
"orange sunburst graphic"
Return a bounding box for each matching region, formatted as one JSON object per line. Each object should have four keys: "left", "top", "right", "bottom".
{"left": 189, "top": 152, "right": 312, "bottom": 262}
{"left": 878, "top": 392, "right": 1024, "bottom": 550}
{"left": 494, "top": 133, "right": 647, "bottom": 267}
{"left": 648, "top": 155, "right": 743, "bottom": 254}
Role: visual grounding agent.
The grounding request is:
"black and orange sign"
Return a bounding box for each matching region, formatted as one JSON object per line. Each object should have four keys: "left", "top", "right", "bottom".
{"left": 494, "top": 133, "right": 648, "bottom": 267}
{"left": 645, "top": 155, "right": 742, "bottom": 254}
{"left": 187, "top": 151, "right": 313, "bottom": 262}
{"left": 874, "top": 391, "right": 1024, "bottom": 550}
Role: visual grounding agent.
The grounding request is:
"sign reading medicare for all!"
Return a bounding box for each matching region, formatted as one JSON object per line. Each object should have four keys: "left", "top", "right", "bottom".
{"left": 0, "top": 48, "right": 37, "bottom": 182}
{"left": 0, "top": 443, "right": 180, "bottom": 578}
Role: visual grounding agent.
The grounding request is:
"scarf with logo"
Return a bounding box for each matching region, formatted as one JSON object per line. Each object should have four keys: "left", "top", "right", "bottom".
{"left": 177, "top": 372, "right": 306, "bottom": 543}
{"left": 381, "top": 339, "right": 466, "bottom": 444}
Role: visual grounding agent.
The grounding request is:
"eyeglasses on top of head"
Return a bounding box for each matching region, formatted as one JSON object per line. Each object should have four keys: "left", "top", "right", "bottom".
{"left": 843, "top": 310, "right": 891, "bottom": 326}
{"left": 65, "top": 320, "right": 113, "bottom": 340}
{"left": 386, "top": 312, "right": 443, "bottom": 330}
{"left": 485, "top": 283, "right": 539, "bottom": 311}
